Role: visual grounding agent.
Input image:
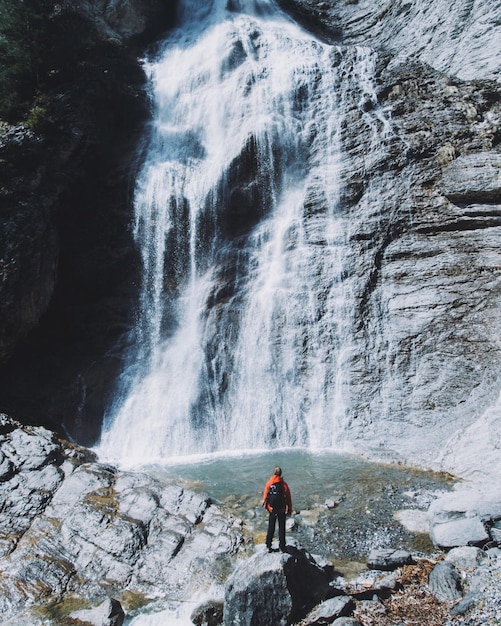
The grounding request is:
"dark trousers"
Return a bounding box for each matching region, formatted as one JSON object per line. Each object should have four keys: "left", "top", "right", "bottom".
{"left": 266, "top": 512, "right": 286, "bottom": 550}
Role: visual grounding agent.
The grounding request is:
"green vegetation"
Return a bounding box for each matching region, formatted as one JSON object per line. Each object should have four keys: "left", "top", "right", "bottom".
{"left": 0, "top": 0, "right": 130, "bottom": 126}
{"left": 0, "top": 0, "right": 54, "bottom": 121}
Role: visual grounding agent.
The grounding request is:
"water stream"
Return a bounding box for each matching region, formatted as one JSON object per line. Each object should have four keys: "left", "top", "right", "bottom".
{"left": 97, "top": 0, "right": 393, "bottom": 463}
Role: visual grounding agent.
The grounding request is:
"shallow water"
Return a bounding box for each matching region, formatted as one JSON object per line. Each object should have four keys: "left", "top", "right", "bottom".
{"left": 123, "top": 450, "right": 456, "bottom": 625}
{"left": 147, "top": 449, "right": 455, "bottom": 562}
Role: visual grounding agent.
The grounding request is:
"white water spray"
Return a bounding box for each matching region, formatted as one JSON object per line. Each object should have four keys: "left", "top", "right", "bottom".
{"left": 98, "top": 0, "right": 389, "bottom": 464}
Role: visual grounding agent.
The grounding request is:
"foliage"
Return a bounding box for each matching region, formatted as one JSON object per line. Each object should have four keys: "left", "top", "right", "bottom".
{"left": 0, "top": 0, "right": 112, "bottom": 123}
{"left": 0, "top": 0, "right": 53, "bottom": 120}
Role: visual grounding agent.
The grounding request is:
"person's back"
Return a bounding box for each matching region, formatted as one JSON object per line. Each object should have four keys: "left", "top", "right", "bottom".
{"left": 263, "top": 466, "right": 292, "bottom": 552}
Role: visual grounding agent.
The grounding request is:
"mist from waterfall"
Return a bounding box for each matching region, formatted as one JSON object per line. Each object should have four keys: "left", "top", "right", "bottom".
{"left": 98, "top": 0, "right": 391, "bottom": 464}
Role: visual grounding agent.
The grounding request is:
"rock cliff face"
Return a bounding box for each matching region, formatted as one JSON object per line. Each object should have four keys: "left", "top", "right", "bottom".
{"left": 278, "top": 0, "right": 501, "bottom": 82}
{"left": 0, "top": 0, "right": 178, "bottom": 443}
{"left": 276, "top": 0, "right": 501, "bottom": 480}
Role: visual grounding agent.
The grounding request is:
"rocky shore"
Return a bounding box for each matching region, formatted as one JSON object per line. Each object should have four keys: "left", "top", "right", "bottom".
{"left": 0, "top": 415, "right": 245, "bottom": 624}
{"left": 1, "top": 415, "right": 501, "bottom": 625}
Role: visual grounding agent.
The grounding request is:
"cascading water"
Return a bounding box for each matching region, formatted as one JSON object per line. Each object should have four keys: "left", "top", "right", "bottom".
{"left": 98, "top": 0, "right": 391, "bottom": 464}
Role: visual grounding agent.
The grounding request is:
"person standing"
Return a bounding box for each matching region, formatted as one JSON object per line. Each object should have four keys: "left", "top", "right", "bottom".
{"left": 262, "top": 466, "right": 292, "bottom": 553}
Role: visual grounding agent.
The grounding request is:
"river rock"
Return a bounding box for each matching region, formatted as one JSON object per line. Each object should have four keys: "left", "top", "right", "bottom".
{"left": 367, "top": 549, "right": 414, "bottom": 571}
{"left": 302, "top": 595, "right": 355, "bottom": 625}
{"left": 70, "top": 597, "right": 125, "bottom": 626}
{"left": 428, "top": 488, "right": 501, "bottom": 548}
{"left": 445, "top": 546, "right": 487, "bottom": 570}
{"left": 223, "top": 544, "right": 331, "bottom": 626}
{"left": 428, "top": 561, "right": 463, "bottom": 602}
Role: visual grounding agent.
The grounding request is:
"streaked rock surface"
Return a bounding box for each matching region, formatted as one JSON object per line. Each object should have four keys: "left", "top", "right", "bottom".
{"left": 0, "top": 415, "right": 244, "bottom": 623}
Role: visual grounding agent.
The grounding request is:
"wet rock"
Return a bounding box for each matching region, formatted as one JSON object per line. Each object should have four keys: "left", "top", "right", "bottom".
{"left": 428, "top": 561, "right": 463, "bottom": 602}
{"left": 191, "top": 599, "right": 224, "bottom": 626}
{"left": 70, "top": 597, "right": 125, "bottom": 626}
{"left": 279, "top": 0, "right": 501, "bottom": 82}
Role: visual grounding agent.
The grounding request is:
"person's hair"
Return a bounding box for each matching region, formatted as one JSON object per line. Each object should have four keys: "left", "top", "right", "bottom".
{"left": 273, "top": 466, "right": 282, "bottom": 476}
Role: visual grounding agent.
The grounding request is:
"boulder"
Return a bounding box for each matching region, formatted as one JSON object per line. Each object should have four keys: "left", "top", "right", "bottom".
{"left": 191, "top": 600, "right": 224, "bottom": 626}
{"left": 70, "top": 598, "right": 125, "bottom": 626}
{"left": 223, "top": 545, "right": 331, "bottom": 626}
{"left": 367, "top": 549, "right": 414, "bottom": 571}
{"left": 427, "top": 489, "right": 501, "bottom": 548}
{"left": 450, "top": 591, "right": 482, "bottom": 617}
{"left": 445, "top": 546, "right": 487, "bottom": 570}
{"left": 430, "top": 517, "right": 489, "bottom": 550}
{"left": 303, "top": 596, "right": 355, "bottom": 625}
{"left": 428, "top": 561, "right": 463, "bottom": 602}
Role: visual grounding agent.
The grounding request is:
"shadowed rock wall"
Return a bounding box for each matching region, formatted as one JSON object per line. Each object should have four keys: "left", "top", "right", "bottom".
{"left": 0, "top": 0, "right": 178, "bottom": 444}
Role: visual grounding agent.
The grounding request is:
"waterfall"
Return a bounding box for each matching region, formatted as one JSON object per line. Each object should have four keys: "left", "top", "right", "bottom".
{"left": 98, "top": 0, "right": 390, "bottom": 464}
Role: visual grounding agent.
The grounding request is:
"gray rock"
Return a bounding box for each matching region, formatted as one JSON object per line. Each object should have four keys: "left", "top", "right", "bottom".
{"left": 191, "top": 600, "right": 224, "bottom": 626}
{"left": 279, "top": 0, "right": 501, "bottom": 82}
{"left": 430, "top": 517, "right": 489, "bottom": 550}
{"left": 367, "top": 549, "right": 414, "bottom": 571}
{"left": 223, "top": 546, "right": 331, "bottom": 626}
{"left": 441, "top": 153, "right": 501, "bottom": 203}
{"left": 373, "top": 570, "right": 399, "bottom": 592}
{"left": 8, "top": 426, "right": 60, "bottom": 470}
{"left": 450, "top": 591, "right": 482, "bottom": 616}
{"left": 224, "top": 553, "right": 292, "bottom": 626}
{"left": 428, "top": 561, "right": 463, "bottom": 602}
{"left": 332, "top": 619, "right": 363, "bottom": 626}
{"left": 2, "top": 0, "right": 501, "bottom": 492}
{"left": 428, "top": 490, "right": 499, "bottom": 548}
{"left": 0, "top": 417, "right": 244, "bottom": 623}
{"left": 70, "top": 597, "right": 125, "bottom": 626}
{"left": 445, "top": 546, "right": 486, "bottom": 570}
{"left": 0, "top": 450, "right": 13, "bottom": 480}
{"left": 303, "top": 596, "right": 355, "bottom": 625}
